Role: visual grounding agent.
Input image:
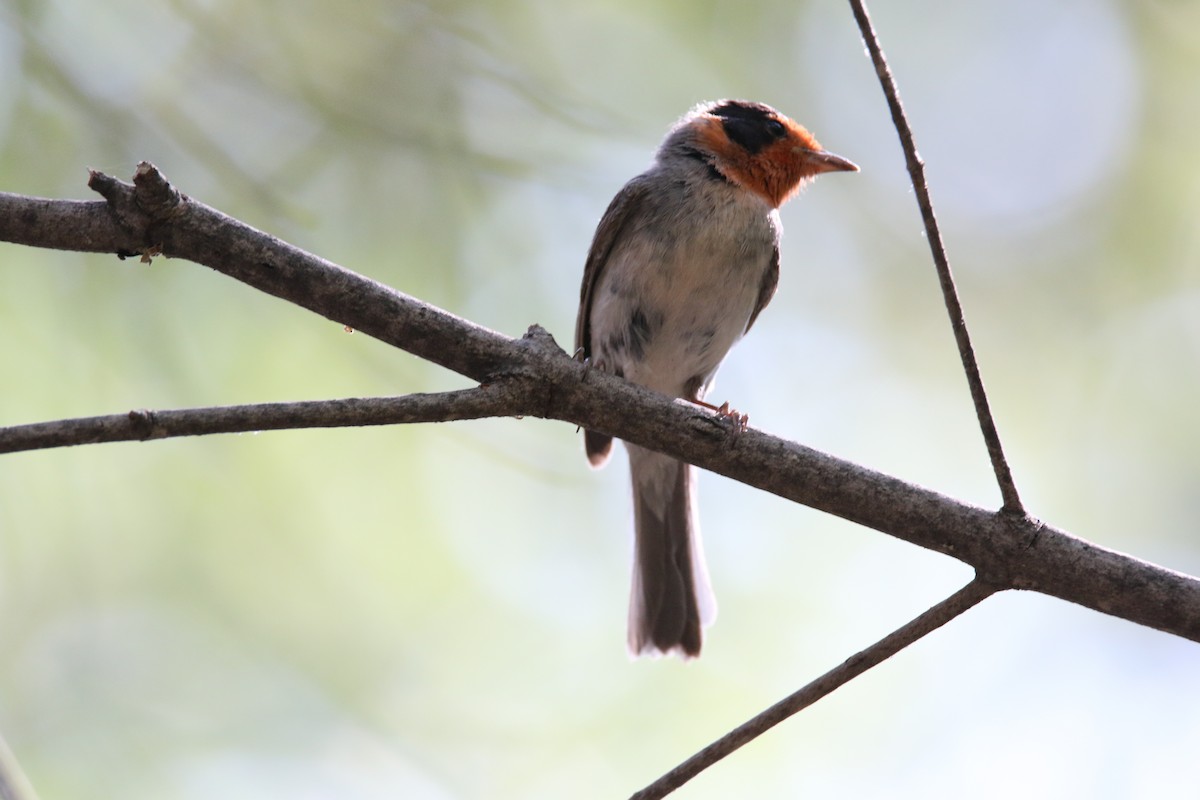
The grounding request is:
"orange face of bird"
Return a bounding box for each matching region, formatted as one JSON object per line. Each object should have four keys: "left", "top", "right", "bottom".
{"left": 692, "top": 103, "right": 858, "bottom": 208}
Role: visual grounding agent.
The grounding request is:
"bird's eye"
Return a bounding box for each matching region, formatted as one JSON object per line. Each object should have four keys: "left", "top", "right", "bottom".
{"left": 765, "top": 119, "right": 786, "bottom": 137}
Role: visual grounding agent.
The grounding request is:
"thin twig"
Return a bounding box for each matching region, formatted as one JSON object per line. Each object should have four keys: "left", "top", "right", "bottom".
{"left": 0, "top": 732, "right": 39, "bottom": 800}
{"left": 847, "top": 0, "right": 1023, "bottom": 514}
{"left": 630, "top": 578, "right": 998, "bottom": 799}
{"left": 0, "top": 387, "right": 533, "bottom": 454}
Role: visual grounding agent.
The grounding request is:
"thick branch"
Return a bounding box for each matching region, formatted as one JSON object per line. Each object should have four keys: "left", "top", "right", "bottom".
{"left": 0, "top": 192, "right": 134, "bottom": 256}
{"left": 1, "top": 165, "right": 1199, "bottom": 645}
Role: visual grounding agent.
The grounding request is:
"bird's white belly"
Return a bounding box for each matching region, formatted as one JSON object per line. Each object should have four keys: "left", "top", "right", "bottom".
{"left": 590, "top": 234, "right": 772, "bottom": 399}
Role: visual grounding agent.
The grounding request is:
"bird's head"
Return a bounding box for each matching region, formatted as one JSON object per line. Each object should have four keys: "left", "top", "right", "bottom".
{"left": 667, "top": 99, "right": 858, "bottom": 208}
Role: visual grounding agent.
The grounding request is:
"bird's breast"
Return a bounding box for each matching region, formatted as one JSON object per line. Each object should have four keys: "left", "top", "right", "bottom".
{"left": 589, "top": 188, "right": 779, "bottom": 399}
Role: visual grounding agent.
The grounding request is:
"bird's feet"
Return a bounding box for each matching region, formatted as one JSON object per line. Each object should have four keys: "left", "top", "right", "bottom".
{"left": 574, "top": 348, "right": 606, "bottom": 383}
{"left": 694, "top": 399, "right": 749, "bottom": 435}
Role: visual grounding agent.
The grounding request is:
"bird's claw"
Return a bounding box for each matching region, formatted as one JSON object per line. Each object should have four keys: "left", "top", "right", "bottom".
{"left": 578, "top": 352, "right": 608, "bottom": 384}
{"left": 714, "top": 401, "right": 749, "bottom": 434}
{"left": 693, "top": 398, "right": 749, "bottom": 437}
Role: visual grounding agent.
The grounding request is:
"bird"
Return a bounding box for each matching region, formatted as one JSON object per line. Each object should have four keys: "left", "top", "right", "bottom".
{"left": 574, "top": 99, "right": 857, "bottom": 658}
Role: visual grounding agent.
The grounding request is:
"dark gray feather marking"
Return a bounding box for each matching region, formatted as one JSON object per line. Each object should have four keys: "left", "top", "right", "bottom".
{"left": 679, "top": 146, "right": 728, "bottom": 184}
{"left": 627, "top": 306, "right": 657, "bottom": 360}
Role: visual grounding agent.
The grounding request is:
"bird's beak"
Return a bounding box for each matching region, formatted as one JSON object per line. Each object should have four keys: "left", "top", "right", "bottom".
{"left": 803, "top": 149, "right": 859, "bottom": 174}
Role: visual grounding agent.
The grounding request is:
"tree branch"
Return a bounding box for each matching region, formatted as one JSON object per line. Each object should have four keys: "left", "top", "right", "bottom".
{"left": 848, "top": 0, "right": 1024, "bottom": 513}
{"left": 0, "top": 387, "right": 534, "bottom": 453}
{"left": 631, "top": 578, "right": 998, "bottom": 799}
{"left": 1, "top": 163, "right": 1199, "bottom": 646}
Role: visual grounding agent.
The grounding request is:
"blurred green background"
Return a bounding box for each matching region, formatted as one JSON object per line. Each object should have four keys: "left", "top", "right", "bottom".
{"left": 2, "top": 0, "right": 1199, "bottom": 797}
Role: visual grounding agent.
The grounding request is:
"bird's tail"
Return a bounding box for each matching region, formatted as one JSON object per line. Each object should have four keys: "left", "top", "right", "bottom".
{"left": 626, "top": 445, "right": 717, "bottom": 658}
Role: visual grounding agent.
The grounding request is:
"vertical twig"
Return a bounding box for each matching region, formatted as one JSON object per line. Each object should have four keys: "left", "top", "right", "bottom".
{"left": 630, "top": 579, "right": 998, "bottom": 799}
{"left": 847, "top": 0, "right": 1024, "bottom": 514}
